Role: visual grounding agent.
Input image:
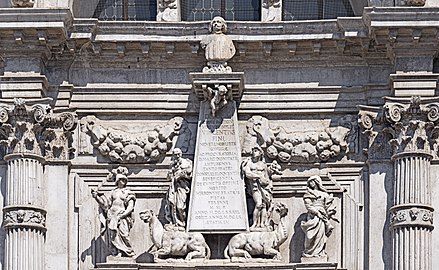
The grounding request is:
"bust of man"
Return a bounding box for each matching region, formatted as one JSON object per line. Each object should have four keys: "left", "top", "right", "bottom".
{"left": 200, "top": 16, "right": 236, "bottom": 72}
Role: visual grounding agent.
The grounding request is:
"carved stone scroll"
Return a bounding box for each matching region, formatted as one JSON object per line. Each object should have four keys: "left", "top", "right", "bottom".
{"left": 83, "top": 116, "right": 191, "bottom": 163}
{"left": 157, "top": 0, "right": 180, "bottom": 21}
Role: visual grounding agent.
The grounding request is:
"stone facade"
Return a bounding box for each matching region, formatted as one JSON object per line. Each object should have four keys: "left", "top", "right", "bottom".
{"left": 0, "top": 1, "right": 438, "bottom": 270}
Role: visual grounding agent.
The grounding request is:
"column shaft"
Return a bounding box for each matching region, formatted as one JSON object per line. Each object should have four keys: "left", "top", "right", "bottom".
{"left": 391, "top": 153, "right": 433, "bottom": 270}
{"left": 3, "top": 154, "right": 46, "bottom": 270}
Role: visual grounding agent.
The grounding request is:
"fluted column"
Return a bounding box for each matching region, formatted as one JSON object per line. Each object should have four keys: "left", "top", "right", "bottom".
{"left": 0, "top": 98, "right": 77, "bottom": 270}
{"left": 391, "top": 152, "right": 433, "bottom": 270}
{"left": 359, "top": 96, "right": 439, "bottom": 270}
{"left": 3, "top": 154, "right": 46, "bottom": 270}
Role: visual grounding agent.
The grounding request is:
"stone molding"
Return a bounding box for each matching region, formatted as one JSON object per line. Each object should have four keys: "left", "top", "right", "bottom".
{"left": 0, "top": 98, "right": 77, "bottom": 160}
{"left": 82, "top": 115, "right": 191, "bottom": 163}
{"left": 2, "top": 205, "right": 46, "bottom": 231}
{"left": 242, "top": 115, "right": 356, "bottom": 163}
{"left": 390, "top": 204, "right": 434, "bottom": 229}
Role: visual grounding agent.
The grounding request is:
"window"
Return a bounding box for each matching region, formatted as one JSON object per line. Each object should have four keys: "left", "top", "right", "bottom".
{"left": 93, "top": 0, "right": 157, "bottom": 21}
{"left": 283, "top": 0, "right": 354, "bottom": 21}
{"left": 181, "top": 0, "right": 260, "bottom": 21}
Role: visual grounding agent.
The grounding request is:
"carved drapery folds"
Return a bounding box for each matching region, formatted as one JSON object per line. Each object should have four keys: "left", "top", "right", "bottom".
{"left": 82, "top": 116, "right": 191, "bottom": 163}
{"left": 0, "top": 98, "right": 77, "bottom": 159}
{"left": 242, "top": 115, "right": 356, "bottom": 163}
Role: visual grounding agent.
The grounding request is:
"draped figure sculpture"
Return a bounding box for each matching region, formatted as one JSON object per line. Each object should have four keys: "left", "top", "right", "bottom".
{"left": 242, "top": 145, "right": 281, "bottom": 231}
{"left": 301, "top": 175, "right": 337, "bottom": 261}
{"left": 165, "top": 148, "right": 193, "bottom": 228}
{"left": 91, "top": 167, "right": 136, "bottom": 257}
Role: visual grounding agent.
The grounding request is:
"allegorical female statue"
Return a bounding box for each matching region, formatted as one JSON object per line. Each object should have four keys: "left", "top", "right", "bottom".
{"left": 301, "top": 175, "right": 337, "bottom": 261}
{"left": 91, "top": 167, "right": 136, "bottom": 257}
{"left": 242, "top": 145, "right": 281, "bottom": 230}
{"left": 165, "top": 148, "right": 193, "bottom": 228}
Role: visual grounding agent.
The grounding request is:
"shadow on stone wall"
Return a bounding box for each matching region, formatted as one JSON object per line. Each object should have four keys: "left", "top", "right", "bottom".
{"left": 290, "top": 213, "right": 306, "bottom": 263}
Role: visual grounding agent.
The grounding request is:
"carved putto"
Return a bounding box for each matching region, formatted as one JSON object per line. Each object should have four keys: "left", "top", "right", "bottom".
{"left": 91, "top": 167, "right": 136, "bottom": 257}
{"left": 224, "top": 202, "right": 288, "bottom": 261}
{"left": 204, "top": 84, "right": 232, "bottom": 117}
{"left": 262, "top": 0, "right": 281, "bottom": 22}
{"left": 83, "top": 116, "right": 191, "bottom": 163}
{"left": 0, "top": 98, "right": 77, "bottom": 159}
{"left": 140, "top": 209, "right": 210, "bottom": 262}
{"left": 164, "top": 148, "right": 193, "bottom": 228}
{"left": 301, "top": 176, "right": 337, "bottom": 262}
{"left": 201, "top": 16, "right": 236, "bottom": 73}
{"left": 242, "top": 115, "right": 354, "bottom": 163}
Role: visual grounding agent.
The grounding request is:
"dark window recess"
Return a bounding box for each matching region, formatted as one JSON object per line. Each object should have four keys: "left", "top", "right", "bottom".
{"left": 93, "top": 0, "right": 157, "bottom": 21}
{"left": 434, "top": 58, "right": 439, "bottom": 73}
{"left": 182, "top": 0, "right": 260, "bottom": 21}
{"left": 283, "top": 0, "right": 354, "bottom": 21}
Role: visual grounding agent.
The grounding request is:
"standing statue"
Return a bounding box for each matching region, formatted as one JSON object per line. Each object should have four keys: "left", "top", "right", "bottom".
{"left": 200, "top": 16, "right": 236, "bottom": 72}
{"left": 301, "top": 175, "right": 337, "bottom": 261}
{"left": 91, "top": 167, "right": 136, "bottom": 257}
{"left": 242, "top": 145, "right": 281, "bottom": 231}
{"left": 165, "top": 148, "right": 193, "bottom": 228}
{"left": 224, "top": 202, "right": 289, "bottom": 261}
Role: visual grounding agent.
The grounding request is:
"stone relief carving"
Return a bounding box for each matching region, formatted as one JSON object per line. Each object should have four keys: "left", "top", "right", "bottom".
{"left": 157, "top": 0, "right": 179, "bottom": 22}
{"left": 390, "top": 205, "right": 434, "bottom": 229}
{"left": 398, "top": 0, "right": 426, "bottom": 6}
{"left": 204, "top": 84, "right": 232, "bottom": 117}
{"left": 140, "top": 209, "right": 211, "bottom": 262}
{"left": 3, "top": 208, "right": 46, "bottom": 228}
{"left": 242, "top": 145, "right": 281, "bottom": 231}
{"left": 224, "top": 202, "right": 288, "bottom": 261}
{"left": 83, "top": 116, "right": 191, "bottom": 163}
{"left": 301, "top": 176, "right": 338, "bottom": 262}
{"left": 201, "top": 17, "right": 236, "bottom": 73}
{"left": 11, "top": 0, "right": 34, "bottom": 7}
{"left": 0, "top": 98, "right": 77, "bottom": 159}
{"left": 91, "top": 166, "right": 136, "bottom": 257}
{"left": 164, "top": 148, "right": 193, "bottom": 228}
{"left": 242, "top": 115, "right": 354, "bottom": 163}
{"left": 262, "top": 0, "right": 281, "bottom": 22}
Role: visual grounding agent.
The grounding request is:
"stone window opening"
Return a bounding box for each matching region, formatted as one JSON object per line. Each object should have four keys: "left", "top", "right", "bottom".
{"left": 283, "top": 0, "right": 355, "bottom": 21}
{"left": 91, "top": 0, "right": 157, "bottom": 21}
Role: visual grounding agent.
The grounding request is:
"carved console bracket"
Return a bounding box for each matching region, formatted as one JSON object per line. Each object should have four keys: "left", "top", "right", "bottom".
{"left": 82, "top": 115, "right": 192, "bottom": 163}
{"left": 3, "top": 205, "right": 46, "bottom": 231}
{"left": 242, "top": 115, "right": 357, "bottom": 163}
{"left": 390, "top": 204, "right": 434, "bottom": 229}
{"left": 190, "top": 72, "right": 244, "bottom": 101}
{"left": 0, "top": 98, "right": 77, "bottom": 160}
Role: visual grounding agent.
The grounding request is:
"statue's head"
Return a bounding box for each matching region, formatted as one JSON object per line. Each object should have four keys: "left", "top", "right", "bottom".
{"left": 139, "top": 209, "right": 154, "bottom": 223}
{"left": 172, "top": 148, "right": 182, "bottom": 159}
{"left": 115, "top": 173, "right": 128, "bottom": 188}
{"left": 307, "top": 175, "right": 327, "bottom": 192}
{"left": 209, "top": 16, "right": 227, "bottom": 34}
{"left": 251, "top": 145, "right": 264, "bottom": 160}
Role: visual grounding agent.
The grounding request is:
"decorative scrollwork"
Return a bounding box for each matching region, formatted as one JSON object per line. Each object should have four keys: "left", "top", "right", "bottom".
{"left": 3, "top": 208, "right": 46, "bottom": 230}
{"left": 359, "top": 112, "right": 374, "bottom": 130}
{"left": 390, "top": 205, "right": 434, "bottom": 229}
{"left": 426, "top": 103, "right": 439, "bottom": 122}
{"left": 384, "top": 103, "right": 405, "bottom": 123}
{"left": 59, "top": 112, "right": 77, "bottom": 131}
{"left": 0, "top": 106, "right": 9, "bottom": 123}
{"left": 32, "top": 104, "right": 50, "bottom": 124}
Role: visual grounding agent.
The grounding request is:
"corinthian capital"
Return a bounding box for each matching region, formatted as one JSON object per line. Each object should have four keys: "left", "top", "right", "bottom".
{"left": 0, "top": 98, "right": 77, "bottom": 159}
{"left": 358, "top": 96, "right": 439, "bottom": 158}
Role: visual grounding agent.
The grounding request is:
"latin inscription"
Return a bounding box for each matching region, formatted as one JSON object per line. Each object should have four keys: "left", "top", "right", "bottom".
{"left": 188, "top": 101, "right": 248, "bottom": 232}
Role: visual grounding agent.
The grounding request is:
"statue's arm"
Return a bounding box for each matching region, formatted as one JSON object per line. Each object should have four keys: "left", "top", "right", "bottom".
{"left": 91, "top": 190, "right": 109, "bottom": 210}
{"left": 303, "top": 197, "right": 322, "bottom": 218}
{"left": 119, "top": 197, "right": 135, "bottom": 219}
